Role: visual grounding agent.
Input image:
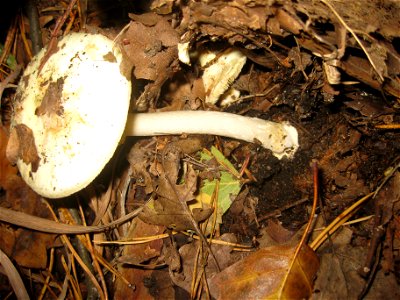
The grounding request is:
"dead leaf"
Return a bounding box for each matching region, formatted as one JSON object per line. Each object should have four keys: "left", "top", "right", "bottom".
{"left": 209, "top": 245, "right": 319, "bottom": 299}
{"left": 140, "top": 149, "right": 212, "bottom": 230}
{"left": 0, "top": 176, "right": 57, "bottom": 268}
{"left": 265, "top": 218, "right": 297, "bottom": 244}
{"left": 1, "top": 125, "right": 57, "bottom": 268}
{"left": 0, "top": 127, "right": 18, "bottom": 190}
{"left": 114, "top": 218, "right": 165, "bottom": 299}
{"left": 313, "top": 244, "right": 400, "bottom": 299}
{"left": 313, "top": 254, "right": 349, "bottom": 300}
{"left": 127, "top": 142, "right": 155, "bottom": 195}
{"left": 169, "top": 233, "right": 240, "bottom": 293}
{"left": 6, "top": 124, "right": 40, "bottom": 172}
{"left": 122, "top": 13, "right": 180, "bottom": 109}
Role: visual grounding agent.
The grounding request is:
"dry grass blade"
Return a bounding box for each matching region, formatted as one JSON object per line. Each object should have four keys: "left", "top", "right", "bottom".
{"left": 0, "top": 248, "right": 29, "bottom": 299}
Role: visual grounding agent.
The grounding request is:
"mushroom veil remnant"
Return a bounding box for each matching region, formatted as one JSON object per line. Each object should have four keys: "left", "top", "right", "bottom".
{"left": 8, "top": 32, "right": 299, "bottom": 199}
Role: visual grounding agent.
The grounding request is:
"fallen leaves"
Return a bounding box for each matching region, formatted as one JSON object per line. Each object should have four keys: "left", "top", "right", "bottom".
{"left": 0, "top": 126, "right": 17, "bottom": 189}
{"left": 209, "top": 244, "right": 319, "bottom": 299}
{"left": 139, "top": 148, "right": 213, "bottom": 231}
{"left": 193, "top": 146, "right": 242, "bottom": 232}
{"left": 0, "top": 126, "right": 57, "bottom": 268}
{"left": 121, "top": 12, "right": 180, "bottom": 110}
{"left": 2, "top": 0, "right": 400, "bottom": 298}
{"left": 6, "top": 124, "right": 41, "bottom": 172}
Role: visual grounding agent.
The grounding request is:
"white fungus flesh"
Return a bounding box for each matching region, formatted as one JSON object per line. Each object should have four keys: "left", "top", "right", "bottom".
{"left": 9, "top": 33, "right": 131, "bottom": 198}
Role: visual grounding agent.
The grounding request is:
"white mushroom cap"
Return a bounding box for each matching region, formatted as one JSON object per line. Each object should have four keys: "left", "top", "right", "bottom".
{"left": 9, "top": 32, "right": 131, "bottom": 198}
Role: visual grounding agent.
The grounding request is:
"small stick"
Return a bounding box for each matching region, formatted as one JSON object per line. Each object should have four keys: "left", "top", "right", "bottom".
{"left": 38, "top": 0, "right": 78, "bottom": 72}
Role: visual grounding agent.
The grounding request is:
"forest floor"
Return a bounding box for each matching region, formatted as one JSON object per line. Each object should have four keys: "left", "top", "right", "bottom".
{"left": 0, "top": 0, "right": 399, "bottom": 299}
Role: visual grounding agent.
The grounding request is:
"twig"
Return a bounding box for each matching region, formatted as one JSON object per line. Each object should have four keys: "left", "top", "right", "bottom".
{"left": 18, "top": 12, "right": 33, "bottom": 60}
{"left": 66, "top": 207, "right": 100, "bottom": 300}
{"left": 375, "top": 124, "right": 400, "bottom": 129}
{"left": 24, "top": 0, "right": 43, "bottom": 55}
{"left": 0, "top": 64, "right": 21, "bottom": 100}
{"left": 38, "top": 248, "right": 55, "bottom": 300}
{"left": 310, "top": 192, "right": 374, "bottom": 250}
{"left": 38, "top": 0, "right": 78, "bottom": 72}
{"left": 78, "top": 204, "right": 109, "bottom": 299}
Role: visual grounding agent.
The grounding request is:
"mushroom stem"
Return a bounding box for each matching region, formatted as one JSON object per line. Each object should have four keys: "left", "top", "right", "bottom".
{"left": 125, "top": 111, "right": 298, "bottom": 159}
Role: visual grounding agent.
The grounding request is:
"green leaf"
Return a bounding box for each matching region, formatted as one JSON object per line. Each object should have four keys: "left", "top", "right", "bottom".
{"left": 0, "top": 44, "right": 17, "bottom": 70}
{"left": 192, "top": 146, "right": 242, "bottom": 229}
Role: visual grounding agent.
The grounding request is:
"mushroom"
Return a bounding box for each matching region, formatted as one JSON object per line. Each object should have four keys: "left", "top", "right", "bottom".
{"left": 7, "top": 32, "right": 299, "bottom": 199}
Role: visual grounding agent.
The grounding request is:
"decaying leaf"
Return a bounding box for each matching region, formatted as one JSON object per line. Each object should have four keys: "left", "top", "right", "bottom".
{"left": 121, "top": 12, "right": 180, "bottom": 110}
{"left": 0, "top": 186, "right": 56, "bottom": 269}
{"left": 114, "top": 218, "right": 165, "bottom": 299}
{"left": 127, "top": 142, "right": 155, "bottom": 195}
{"left": 169, "top": 233, "right": 240, "bottom": 293}
{"left": 1, "top": 127, "right": 57, "bottom": 268}
{"left": 0, "top": 127, "right": 18, "bottom": 189}
{"left": 6, "top": 124, "right": 40, "bottom": 172}
{"left": 139, "top": 148, "right": 212, "bottom": 230}
{"left": 209, "top": 245, "right": 319, "bottom": 299}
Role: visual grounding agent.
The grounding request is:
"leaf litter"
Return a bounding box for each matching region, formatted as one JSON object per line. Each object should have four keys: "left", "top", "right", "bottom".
{"left": 1, "top": 0, "right": 400, "bottom": 299}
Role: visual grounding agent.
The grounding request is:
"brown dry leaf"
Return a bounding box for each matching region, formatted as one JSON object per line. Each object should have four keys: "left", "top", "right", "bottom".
{"left": 0, "top": 126, "right": 18, "bottom": 189}
{"left": 0, "top": 176, "right": 57, "bottom": 268}
{"left": 209, "top": 244, "right": 319, "bottom": 299}
{"left": 127, "top": 142, "right": 155, "bottom": 196}
{"left": 0, "top": 126, "right": 57, "bottom": 268}
{"left": 344, "top": 92, "right": 394, "bottom": 117}
{"left": 6, "top": 124, "right": 41, "bottom": 172}
{"left": 313, "top": 244, "right": 400, "bottom": 299}
{"left": 114, "top": 218, "right": 165, "bottom": 299}
{"left": 169, "top": 233, "right": 241, "bottom": 293}
{"left": 187, "top": 1, "right": 270, "bottom": 42}
{"left": 139, "top": 149, "right": 213, "bottom": 230}
{"left": 265, "top": 218, "right": 297, "bottom": 244}
{"left": 122, "top": 12, "right": 180, "bottom": 110}
{"left": 124, "top": 12, "right": 178, "bottom": 81}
